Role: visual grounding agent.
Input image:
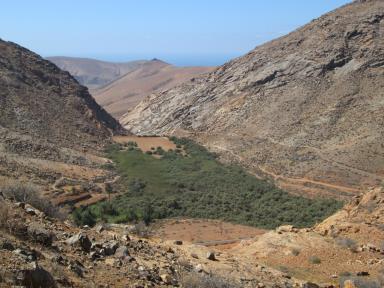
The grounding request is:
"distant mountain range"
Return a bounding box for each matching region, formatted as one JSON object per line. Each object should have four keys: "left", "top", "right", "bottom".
{"left": 46, "top": 56, "right": 147, "bottom": 89}
{"left": 48, "top": 56, "right": 214, "bottom": 118}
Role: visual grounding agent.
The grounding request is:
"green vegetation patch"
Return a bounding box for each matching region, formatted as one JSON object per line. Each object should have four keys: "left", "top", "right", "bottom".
{"left": 74, "top": 137, "right": 342, "bottom": 229}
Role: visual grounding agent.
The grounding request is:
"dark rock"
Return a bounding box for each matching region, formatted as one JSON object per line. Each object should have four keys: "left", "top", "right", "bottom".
{"left": 27, "top": 223, "right": 54, "bottom": 246}
{"left": 15, "top": 262, "right": 56, "bottom": 288}
{"left": 66, "top": 232, "right": 92, "bottom": 252}
{"left": 102, "top": 241, "right": 119, "bottom": 256}
{"left": 206, "top": 251, "right": 216, "bottom": 261}
{"left": 114, "top": 246, "right": 129, "bottom": 259}
{"left": 173, "top": 240, "right": 183, "bottom": 245}
{"left": 13, "top": 248, "right": 39, "bottom": 262}
{"left": 302, "top": 283, "right": 320, "bottom": 288}
{"left": 0, "top": 240, "right": 15, "bottom": 251}
{"left": 68, "top": 260, "right": 85, "bottom": 277}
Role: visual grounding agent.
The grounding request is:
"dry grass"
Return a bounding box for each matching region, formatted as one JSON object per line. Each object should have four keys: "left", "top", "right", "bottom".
{"left": 0, "top": 180, "right": 67, "bottom": 220}
{"left": 336, "top": 237, "right": 358, "bottom": 252}
{"left": 179, "top": 272, "right": 239, "bottom": 288}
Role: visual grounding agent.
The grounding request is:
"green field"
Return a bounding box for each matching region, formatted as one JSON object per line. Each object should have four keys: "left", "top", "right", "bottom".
{"left": 73, "top": 137, "right": 342, "bottom": 229}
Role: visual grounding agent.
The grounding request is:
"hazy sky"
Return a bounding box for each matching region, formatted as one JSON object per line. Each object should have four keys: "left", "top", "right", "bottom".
{"left": 1, "top": 0, "right": 351, "bottom": 66}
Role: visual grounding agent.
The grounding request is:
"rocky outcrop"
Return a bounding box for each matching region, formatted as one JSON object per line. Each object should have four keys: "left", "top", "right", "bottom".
{"left": 123, "top": 0, "right": 384, "bottom": 198}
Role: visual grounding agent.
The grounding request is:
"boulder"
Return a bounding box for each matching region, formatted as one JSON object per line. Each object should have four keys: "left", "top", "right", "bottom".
{"left": 102, "top": 241, "right": 119, "bottom": 256}
{"left": 122, "top": 234, "right": 131, "bottom": 242}
{"left": 276, "top": 225, "right": 298, "bottom": 234}
{"left": 114, "top": 246, "right": 129, "bottom": 259}
{"left": 194, "top": 264, "right": 204, "bottom": 273}
{"left": 160, "top": 273, "right": 172, "bottom": 284}
{"left": 94, "top": 224, "right": 104, "bottom": 233}
{"left": 206, "top": 251, "right": 216, "bottom": 261}
{"left": 16, "top": 263, "right": 56, "bottom": 288}
{"left": 68, "top": 261, "right": 84, "bottom": 277}
{"left": 13, "top": 248, "right": 38, "bottom": 262}
{"left": 27, "top": 223, "right": 54, "bottom": 246}
{"left": 66, "top": 232, "right": 92, "bottom": 252}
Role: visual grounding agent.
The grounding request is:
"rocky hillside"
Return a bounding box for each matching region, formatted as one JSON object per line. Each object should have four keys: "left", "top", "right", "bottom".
{"left": 0, "top": 39, "right": 123, "bottom": 151}
{"left": 0, "top": 199, "right": 300, "bottom": 288}
{"left": 93, "top": 60, "right": 213, "bottom": 118}
{"left": 123, "top": 0, "right": 384, "bottom": 198}
{"left": 0, "top": 39, "right": 125, "bottom": 200}
{"left": 232, "top": 186, "right": 384, "bottom": 286}
{"left": 47, "top": 56, "right": 148, "bottom": 89}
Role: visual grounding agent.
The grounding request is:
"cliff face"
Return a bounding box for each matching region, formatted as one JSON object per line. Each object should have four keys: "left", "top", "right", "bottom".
{"left": 122, "top": 0, "right": 384, "bottom": 198}
{"left": 0, "top": 39, "right": 124, "bottom": 150}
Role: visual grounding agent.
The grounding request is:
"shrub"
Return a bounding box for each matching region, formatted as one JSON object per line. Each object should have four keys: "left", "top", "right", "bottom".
{"left": 126, "top": 141, "right": 138, "bottom": 147}
{"left": 72, "top": 208, "right": 96, "bottom": 227}
{"left": 291, "top": 248, "right": 301, "bottom": 256}
{"left": 179, "top": 271, "right": 239, "bottom": 288}
{"left": 100, "top": 162, "right": 115, "bottom": 170}
{"left": 100, "top": 202, "right": 117, "bottom": 216}
{"left": 0, "top": 181, "right": 66, "bottom": 219}
{"left": 142, "top": 203, "right": 154, "bottom": 225}
{"left": 128, "top": 178, "right": 146, "bottom": 194}
{"left": 308, "top": 256, "right": 321, "bottom": 264}
{"left": 336, "top": 237, "right": 358, "bottom": 252}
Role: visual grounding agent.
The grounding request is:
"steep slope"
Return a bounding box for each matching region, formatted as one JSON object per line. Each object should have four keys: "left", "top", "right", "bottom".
{"left": 93, "top": 60, "right": 214, "bottom": 118}
{"left": 123, "top": 0, "right": 384, "bottom": 198}
{"left": 0, "top": 39, "right": 123, "bottom": 150}
{"left": 0, "top": 39, "right": 124, "bottom": 200}
{"left": 47, "top": 56, "right": 147, "bottom": 89}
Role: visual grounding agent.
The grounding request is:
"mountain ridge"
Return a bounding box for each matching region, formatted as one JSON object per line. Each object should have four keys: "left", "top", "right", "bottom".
{"left": 93, "top": 62, "right": 214, "bottom": 118}
{"left": 122, "top": 0, "right": 384, "bottom": 198}
{"left": 47, "top": 56, "right": 151, "bottom": 89}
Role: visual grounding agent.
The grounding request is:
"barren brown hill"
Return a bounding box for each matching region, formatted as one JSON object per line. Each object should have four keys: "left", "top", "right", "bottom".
{"left": 93, "top": 60, "right": 214, "bottom": 118}
{"left": 0, "top": 39, "right": 123, "bottom": 150}
{"left": 0, "top": 39, "right": 124, "bottom": 201}
{"left": 47, "top": 56, "right": 148, "bottom": 89}
{"left": 123, "top": 0, "right": 384, "bottom": 198}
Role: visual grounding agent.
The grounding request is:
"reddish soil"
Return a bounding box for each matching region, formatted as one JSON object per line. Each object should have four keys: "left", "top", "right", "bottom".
{"left": 154, "top": 218, "right": 266, "bottom": 250}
